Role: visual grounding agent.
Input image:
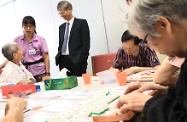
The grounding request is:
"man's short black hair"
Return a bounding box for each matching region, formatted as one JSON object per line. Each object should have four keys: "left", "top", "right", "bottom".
{"left": 121, "top": 30, "right": 142, "bottom": 45}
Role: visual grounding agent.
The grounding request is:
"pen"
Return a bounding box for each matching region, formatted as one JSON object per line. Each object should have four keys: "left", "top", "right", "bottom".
{"left": 23, "top": 106, "right": 43, "bottom": 113}
{"left": 23, "top": 109, "right": 30, "bottom": 113}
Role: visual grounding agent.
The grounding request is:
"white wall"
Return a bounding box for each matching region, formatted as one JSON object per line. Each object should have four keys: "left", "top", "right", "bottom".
{"left": 102, "top": 0, "right": 129, "bottom": 52}
{"left": 0, "top": 2, "right": 18, "bottom": 63}
{"left": 0, "top": 0, "right": 137, "bottom": 76}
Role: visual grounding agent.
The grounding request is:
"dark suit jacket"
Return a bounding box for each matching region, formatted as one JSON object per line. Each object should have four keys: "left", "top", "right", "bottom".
{"left": 55, "top": 18, "right": 90, "bottom": 66}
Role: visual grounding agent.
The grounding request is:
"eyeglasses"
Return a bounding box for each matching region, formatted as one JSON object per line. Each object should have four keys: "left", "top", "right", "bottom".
{"left": 123, "top": 47, "right": 136, "bottom": 51}
{"left": 58, "top": 10, "right": 67, "bottom": 15}
{"left": 23, "top": 25, "right": 34, "bottom": 29}
{"left": 142, "top": 33, "right": 148, "bottom": 43}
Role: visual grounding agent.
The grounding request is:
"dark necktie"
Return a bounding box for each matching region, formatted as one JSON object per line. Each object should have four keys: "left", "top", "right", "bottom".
{"left": 62, "top": 22, "right": 70, "bottom": 53}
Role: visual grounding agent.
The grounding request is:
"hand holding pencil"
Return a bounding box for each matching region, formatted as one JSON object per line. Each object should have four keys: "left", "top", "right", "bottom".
{"left": 5, "top": 97, "right": 27, "bottom": 115}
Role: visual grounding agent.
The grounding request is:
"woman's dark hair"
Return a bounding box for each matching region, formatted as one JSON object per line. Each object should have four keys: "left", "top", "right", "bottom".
{"left": 22, "top": 16, "right": 37, "bottom": 34}
{"left": 121, "top": 30, "right": 141, "bottom": 45}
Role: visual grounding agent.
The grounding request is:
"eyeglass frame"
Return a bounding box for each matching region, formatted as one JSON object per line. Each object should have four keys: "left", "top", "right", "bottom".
{"left": 142, "top": 33, "right": 148, "bottom": 43}
{"left": 23, "top": 25, "right": 35, "bottom": 29}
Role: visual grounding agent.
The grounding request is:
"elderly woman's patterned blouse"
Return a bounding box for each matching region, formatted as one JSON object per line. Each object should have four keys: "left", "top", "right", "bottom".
{"left": 0, "top": 61, "right": 34, "bottom": 87}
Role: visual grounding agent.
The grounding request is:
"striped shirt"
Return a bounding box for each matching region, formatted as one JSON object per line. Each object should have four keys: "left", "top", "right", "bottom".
{"left": 112, "top": 43, "right": 160, "bottom": 70}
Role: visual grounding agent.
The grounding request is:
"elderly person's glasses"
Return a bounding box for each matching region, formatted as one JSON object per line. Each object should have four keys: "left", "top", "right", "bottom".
{"left": 142, "top": 34, "right": 148, "bottom": 43}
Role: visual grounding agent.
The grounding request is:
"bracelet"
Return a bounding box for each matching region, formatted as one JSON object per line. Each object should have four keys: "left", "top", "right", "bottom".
{"left": 46, "top": 72, "right": 50, "bottom": 76}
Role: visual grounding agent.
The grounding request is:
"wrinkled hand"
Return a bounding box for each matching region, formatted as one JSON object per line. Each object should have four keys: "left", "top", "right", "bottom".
{"left": 124, "top": 82, "right": 167, "bottom": 95}
{"left": 5, "top": 97, "right": 27, "bottom": 115}
{"left": 116, "top": 91, "right": 152, "bottom": 113}
{"left": 124, "top": 82, "right": 144, "bottom": 94}
{"left": 123, "top": 67, "right": 138, "bottom": 76}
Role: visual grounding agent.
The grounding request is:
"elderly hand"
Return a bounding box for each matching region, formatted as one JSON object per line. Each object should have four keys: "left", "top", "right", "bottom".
{"left": 124, "top": 82, "right": 145, "bottom": 94}
{"left": 116, "top": 91, "right": 152, "bottom": 113}
{"left": 124, "top": 82, "right": 168, "bottom": 95}
{"left": 5, "top": 97, "right": 27, "bottom": 115}
{"left": 123, "top": 67, "right": 138, "bottom": 76}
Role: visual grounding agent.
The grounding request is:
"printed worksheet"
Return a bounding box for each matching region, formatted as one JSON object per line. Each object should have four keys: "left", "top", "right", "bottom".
{"left": 127, "top": 70, "right": 156, "bottom": 82}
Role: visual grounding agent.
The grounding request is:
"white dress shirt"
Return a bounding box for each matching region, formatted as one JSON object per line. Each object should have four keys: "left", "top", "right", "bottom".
{"left": 62, "top": 17, "right": 75, "bottom": 55}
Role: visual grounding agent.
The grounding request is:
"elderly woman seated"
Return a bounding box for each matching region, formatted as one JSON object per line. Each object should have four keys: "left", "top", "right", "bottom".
{"left": 0, "top": 42, "right": 35, "bottom": 87}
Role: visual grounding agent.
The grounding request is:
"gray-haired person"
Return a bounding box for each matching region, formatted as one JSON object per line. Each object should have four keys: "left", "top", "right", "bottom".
{"left": 116, "top": 0, "right": 187, "bottom": 122}
{"left": 55, "top": 1, "right": 90, "bottom": 76}
{"left": 0, "top": 42, "right": 35, "bottom": 87}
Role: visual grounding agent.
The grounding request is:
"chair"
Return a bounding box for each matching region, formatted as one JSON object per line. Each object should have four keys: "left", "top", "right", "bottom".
{"left": 91, "top": 52, "right": 116, "bottom": 76}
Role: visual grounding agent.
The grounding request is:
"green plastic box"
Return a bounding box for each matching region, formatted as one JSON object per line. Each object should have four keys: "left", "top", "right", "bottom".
{"left": 44, "top": 76, "right": 78, "bottom": 90}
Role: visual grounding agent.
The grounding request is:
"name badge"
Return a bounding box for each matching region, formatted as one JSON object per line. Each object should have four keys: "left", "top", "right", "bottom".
{"left": 29, "top": 49, "right": 36, "bottom": 55}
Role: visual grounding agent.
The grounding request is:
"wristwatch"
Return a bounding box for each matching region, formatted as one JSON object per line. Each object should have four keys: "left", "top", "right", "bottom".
{"left": 46, "top": 72, "right": 50, "bottom": 76}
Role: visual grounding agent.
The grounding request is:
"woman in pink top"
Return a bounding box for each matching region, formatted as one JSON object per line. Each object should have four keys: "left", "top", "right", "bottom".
{"left": 14, "top": 16, "right": 50, "bottom": 82}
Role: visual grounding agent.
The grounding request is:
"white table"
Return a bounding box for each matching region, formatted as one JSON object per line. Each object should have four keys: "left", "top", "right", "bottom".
{"left": 0, "top": 76, "right": 128, "bottom": 122}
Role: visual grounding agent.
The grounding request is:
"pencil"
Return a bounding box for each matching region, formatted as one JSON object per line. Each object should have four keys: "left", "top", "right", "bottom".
{"left": 23, "top": 106, "right": 43, "bottom": 113}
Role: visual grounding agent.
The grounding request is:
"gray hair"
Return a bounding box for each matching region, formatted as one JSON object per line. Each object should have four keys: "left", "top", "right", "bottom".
{"left": 57, "top": 1, "right": 72, "bottom": 10}
{"left": 2, "top": 42, "right": 18, "bottom": 61}
{"left": 128, "top": 0, "right": 187, "bottom": 37}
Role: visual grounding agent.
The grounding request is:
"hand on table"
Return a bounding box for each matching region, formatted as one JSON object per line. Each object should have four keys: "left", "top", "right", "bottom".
{"left": 5, "top": 97, "right": 27, "bottom": 115}
{"left": 116, "top": 91, "right": 152, "bottom": 113}
{"left": 124, "top": 82, "right": 168, "bottom": 95}
{"left": 17, "top": 79, "right": 36, "bottom": 84}
{"left": 17, "top": 80, "right": 31, "bottom": 84}
{"left": 123, "top": 67, "right": 138, "bottom": 76}
{"left": 115, "top": 82, "right": 168, "bottom": 113}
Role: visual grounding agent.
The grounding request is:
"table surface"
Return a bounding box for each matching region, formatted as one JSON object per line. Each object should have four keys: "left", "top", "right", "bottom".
{"left": 0, "top": 76, "right": 130, "bottom": 122}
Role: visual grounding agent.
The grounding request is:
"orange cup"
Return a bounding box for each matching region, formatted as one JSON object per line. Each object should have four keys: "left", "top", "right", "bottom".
{"left": 82, "top": 73, "right": 91, "bottom": 84}
{"left": 116, "top": 72, "right": 127, "bottom": 86}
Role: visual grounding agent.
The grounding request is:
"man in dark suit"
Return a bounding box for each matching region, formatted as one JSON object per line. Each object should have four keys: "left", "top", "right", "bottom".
{"left": 55, "top": 1, "right": 90, "bottom": 76}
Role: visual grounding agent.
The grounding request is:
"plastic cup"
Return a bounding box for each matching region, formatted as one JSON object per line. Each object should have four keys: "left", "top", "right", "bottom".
{"left": 82, "top": 73, "right": 91, "bottom": 84}
{"left": 116, "top": 72, "right": 127, "bottom": 86}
